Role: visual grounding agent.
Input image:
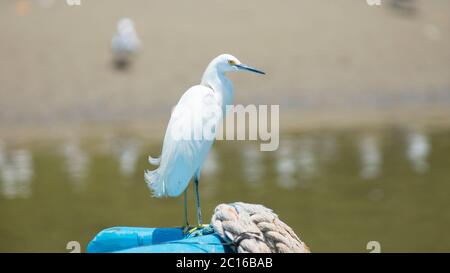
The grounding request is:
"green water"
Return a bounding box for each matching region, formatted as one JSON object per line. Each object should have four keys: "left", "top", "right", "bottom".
{"left": 0, "top": 129, "right": 449, "bottom": 252}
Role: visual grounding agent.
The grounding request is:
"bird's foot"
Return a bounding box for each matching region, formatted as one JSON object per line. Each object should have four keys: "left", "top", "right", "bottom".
{"left": 182, "top": 225, "right": 191, "bottom": 235}
{"left": 185, "top": 224, "right": 209, "bottom": 235}
{"left": 180, "top": 224, "right": 210, "bottom": 236}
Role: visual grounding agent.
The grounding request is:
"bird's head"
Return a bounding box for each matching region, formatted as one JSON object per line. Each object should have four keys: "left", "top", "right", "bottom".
{"left": 117, "top": 18, "right": 136, "bottom": 35}
{"left": 213, "top": 54, "right": 265, "bottom": 75}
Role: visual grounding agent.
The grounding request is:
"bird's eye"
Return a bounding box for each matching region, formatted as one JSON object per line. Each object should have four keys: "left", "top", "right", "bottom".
{"left": 228, "top": 60, "right": 236, "bottom": 65}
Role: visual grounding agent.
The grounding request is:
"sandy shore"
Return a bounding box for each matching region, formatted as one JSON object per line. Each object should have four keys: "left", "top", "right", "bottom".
{"left": 0, "top": 0, "right": 449, "bottom": 138}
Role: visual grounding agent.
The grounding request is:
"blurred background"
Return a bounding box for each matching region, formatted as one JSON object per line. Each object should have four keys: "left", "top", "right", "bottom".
{"left": 0, "top": 0, "right": 449, "bottom": 252}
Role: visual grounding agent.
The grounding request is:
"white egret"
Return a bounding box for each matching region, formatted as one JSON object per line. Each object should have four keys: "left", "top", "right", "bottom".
{"left": 145, "top": 54, "right": 265, "bottom": 229}
{"left": 111, "top": 18, "right": 141, "bottom": 68}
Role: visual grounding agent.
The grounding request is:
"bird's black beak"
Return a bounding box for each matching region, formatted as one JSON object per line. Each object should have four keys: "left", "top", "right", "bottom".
{"left": 235, "top": 64, "right": 266, "bottom": 75}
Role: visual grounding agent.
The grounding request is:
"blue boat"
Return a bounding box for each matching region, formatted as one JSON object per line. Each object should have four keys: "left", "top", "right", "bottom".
{"left": 87, "top": 226, "right": 232, "bottom": 253}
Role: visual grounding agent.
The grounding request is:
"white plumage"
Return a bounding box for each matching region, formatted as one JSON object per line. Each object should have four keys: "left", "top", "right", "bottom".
{"left": 111, "top": 18, "right": 141, "bottom": 60}
{"left": 145, "top": 85, "right": 220, "bottom": 197}
{"left": 145, "top": 54, "right": 265, "bottom": 226}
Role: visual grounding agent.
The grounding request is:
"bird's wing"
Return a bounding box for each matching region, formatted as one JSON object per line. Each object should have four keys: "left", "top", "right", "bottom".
{"left": 111, "top": 33, "right": 139, "bottom": 55}
{"left": 148, "top": 85, "right": 222, "bottom": 197}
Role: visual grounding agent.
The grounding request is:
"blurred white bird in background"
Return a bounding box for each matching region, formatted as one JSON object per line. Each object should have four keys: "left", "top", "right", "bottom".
{"left": 145, "top": 54, "right": 265, "bottom": 229}
{"left": 111, "top": 18, "right": 141, "bottom": 69}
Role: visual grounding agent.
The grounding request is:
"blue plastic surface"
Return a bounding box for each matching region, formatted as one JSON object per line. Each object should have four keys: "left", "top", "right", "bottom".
{"left": 87, "top": 227, "right": 231, "bottom": 253}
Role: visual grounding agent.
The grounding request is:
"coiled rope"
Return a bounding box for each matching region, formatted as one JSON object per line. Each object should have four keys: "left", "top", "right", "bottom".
{"left": 210, "top": 202, "right": 310, "bottom": 253}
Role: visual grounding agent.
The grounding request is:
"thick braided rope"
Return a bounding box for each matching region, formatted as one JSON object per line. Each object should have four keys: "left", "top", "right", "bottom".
{"left": 211, "top": 202, "right": 310, "bottom": 253}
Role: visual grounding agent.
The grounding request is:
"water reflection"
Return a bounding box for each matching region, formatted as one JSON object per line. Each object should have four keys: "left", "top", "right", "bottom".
{"left": 242, "top": 145, "right": 263, "bottom": 188}
{"left": 276, "top": 139, "right": 297, "bottom": 189}
{"left": 0, "top": 142, "right": 33, "bottom": 199}
{"left": 368, "top": 187, "right": 385, "bottom": 202}
{"left": 317, "top": 135, "right": 338, "bottom": 164}
{"left": 112, "top": 139, "right": 140, "bottom": 177}
{"left": 202, "top": 149, "right": 218, "bottom": 177}
{"left": 406, "top": 131, "right": 430, "bottom": 174}
{"left": 297, "top": 137, "right": 318, "bottom": 181}
{"left": 358, "top": 135, "right": 382, "bottom": 180}
{"left": 62, "top": 142, "right": 89, "bottom": 192}
{"left": 201, "top": 149, "right": 219, "bottom": 197}
{"left": 0, "top": 129, "right": 449, "bottom": 252}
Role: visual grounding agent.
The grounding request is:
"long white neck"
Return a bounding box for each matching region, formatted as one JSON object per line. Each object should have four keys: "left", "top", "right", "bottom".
{"left": 200, "top": 63, "right": 234, "bottom": 112}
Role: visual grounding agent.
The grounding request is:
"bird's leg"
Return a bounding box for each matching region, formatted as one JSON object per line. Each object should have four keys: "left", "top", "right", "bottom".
{"left": 194, "top": 177, "right": 203, "bottom": 226}
{"left": 182, "top": 189, "right": 190, "bottom": 234}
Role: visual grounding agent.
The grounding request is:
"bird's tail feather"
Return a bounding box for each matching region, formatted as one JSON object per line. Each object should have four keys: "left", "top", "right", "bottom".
{"left": 144, "top": 168, "right": 166, "bottom": 197}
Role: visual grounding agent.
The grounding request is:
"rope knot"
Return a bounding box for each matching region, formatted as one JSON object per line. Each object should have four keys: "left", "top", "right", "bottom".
{"left": 211, "top": 202, "right": 310, "bottom": 253}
